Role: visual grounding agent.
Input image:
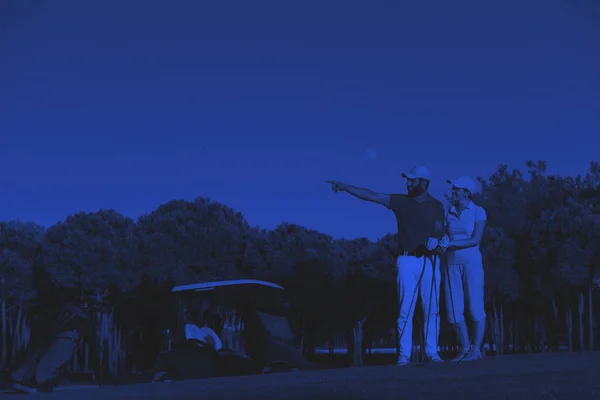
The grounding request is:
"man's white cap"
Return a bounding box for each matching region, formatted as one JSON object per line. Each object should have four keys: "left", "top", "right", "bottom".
{"left": 448, "top": 176, "right": 477, "bottom": 193}
{"left": 402, "top": 165, "right": 431, "bottom": 181}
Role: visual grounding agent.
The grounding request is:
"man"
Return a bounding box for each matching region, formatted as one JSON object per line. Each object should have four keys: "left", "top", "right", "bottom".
{"left": 326, "top": 166, "right": 446, "bottom": 366}
{"left": 440, "top": 176, "right": 487, "bottom": 362}
{"left": 184, "top": 309, "right": 223, "bottom": 351}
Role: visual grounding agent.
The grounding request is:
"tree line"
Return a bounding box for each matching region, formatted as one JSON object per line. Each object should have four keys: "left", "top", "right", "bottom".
{"left": 1, "top": 160, "right": 600, "bottom": 374}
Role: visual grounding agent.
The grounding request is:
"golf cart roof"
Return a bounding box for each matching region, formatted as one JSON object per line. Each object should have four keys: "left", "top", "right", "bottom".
{"left": 171, "top": 279, "right": 284, "bottom": 293}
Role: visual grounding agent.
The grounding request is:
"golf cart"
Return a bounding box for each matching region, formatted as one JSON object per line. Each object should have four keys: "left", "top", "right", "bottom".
{"left": 152, "top": 279, "right": 311, "bottom": 381}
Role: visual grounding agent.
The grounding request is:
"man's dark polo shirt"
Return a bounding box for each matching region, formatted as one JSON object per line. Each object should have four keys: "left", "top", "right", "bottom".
{"left": 386, "top": 194, "right": 446, "bottom": 256}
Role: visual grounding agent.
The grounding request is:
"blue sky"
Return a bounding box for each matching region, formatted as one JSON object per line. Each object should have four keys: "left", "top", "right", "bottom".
{"left": 1, "top": 0, "right": 599, "bottom": 240}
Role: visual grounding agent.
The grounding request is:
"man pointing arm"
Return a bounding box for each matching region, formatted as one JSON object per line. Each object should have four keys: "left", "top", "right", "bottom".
{"left": 325, "top": 180, "right": 391, "bottom": 207}
{"left": 326, "top": 166, "right": 444, "bottom": 365}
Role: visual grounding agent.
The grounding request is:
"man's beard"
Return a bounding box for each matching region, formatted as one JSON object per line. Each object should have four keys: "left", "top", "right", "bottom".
{"left": 407, "top": 186, "right": 425, "bottom": 197}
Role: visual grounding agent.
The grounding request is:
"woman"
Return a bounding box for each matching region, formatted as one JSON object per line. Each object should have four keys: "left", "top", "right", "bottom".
{"left": 440, "top": 176, "right": 487, "bottom": 362}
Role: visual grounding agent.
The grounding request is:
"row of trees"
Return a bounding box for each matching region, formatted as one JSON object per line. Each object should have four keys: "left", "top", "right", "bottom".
{"left": 1, "top": 161, "right": 600, "bottom": 374}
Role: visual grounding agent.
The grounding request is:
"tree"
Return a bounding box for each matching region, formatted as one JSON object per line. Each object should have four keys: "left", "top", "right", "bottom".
{"left": 480, "top": 227, "right": 519, "bottom": 304}
{"left": 135, "top": 197, "right": 252, "bottom": 285}
{"left": 0, "top": 221, "right": 45, "bottom": 367}
{"left": 43, "top": 210, "right": 140, "bottom": 294}
{"left": 0, "top": 221, "right": 45, "bottom": 301}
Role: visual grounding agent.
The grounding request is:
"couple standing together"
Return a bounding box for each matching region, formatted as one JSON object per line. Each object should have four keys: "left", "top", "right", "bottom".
{"left": 327, "top": 166, "right": 487, "bottom": 365}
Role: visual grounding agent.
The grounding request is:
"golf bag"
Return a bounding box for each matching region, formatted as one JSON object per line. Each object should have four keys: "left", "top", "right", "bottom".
{"left": 9, "top": 303, "right": 90, "bottom": 392}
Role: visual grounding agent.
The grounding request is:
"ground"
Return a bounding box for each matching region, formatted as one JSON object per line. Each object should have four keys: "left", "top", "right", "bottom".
{"left": 17, "top": 352, "right": 600, "bottom": 399}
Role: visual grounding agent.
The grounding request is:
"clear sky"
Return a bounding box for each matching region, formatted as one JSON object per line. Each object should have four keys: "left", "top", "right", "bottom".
{"left": 1, "top": 0, "right": 599, "bottom": 240}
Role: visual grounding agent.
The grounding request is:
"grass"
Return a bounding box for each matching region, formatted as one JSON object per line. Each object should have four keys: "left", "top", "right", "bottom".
{"left": 30, "top": 351, "right": 600, "bottom": 400}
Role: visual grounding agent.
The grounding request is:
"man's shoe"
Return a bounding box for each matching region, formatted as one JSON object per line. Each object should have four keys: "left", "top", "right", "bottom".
{"left": 459, "top": 349, "right": 482, "bottom": 362}
{"left": 396, "top": 354, "right": 411, "bottom": 366}
{"left": 426, "top": 352, "right": 444, "bottom": 363}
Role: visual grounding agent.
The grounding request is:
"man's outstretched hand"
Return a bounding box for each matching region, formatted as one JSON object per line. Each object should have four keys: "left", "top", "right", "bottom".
{"left": 326, "top": 180, "right": 346, "bottom": 193}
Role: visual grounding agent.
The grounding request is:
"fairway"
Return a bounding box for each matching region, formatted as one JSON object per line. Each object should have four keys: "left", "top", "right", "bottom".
{"left": 32, "top": 352, "right": 600, "bottom": 400}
